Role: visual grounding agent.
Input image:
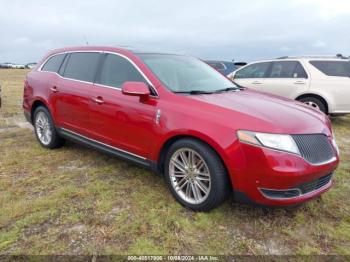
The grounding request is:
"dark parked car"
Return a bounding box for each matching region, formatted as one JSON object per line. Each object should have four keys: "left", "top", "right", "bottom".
{"left": 234, "top": 62, "right": 247, "bottom": 68}
{"left": 0, "top": 62, "right": 13, "bottom": 68}
{"left": 205, "top": 60, "right": 237, "bottom": 76}
{"left": 26, "top": 63, "right": 37, "bottom": 69}
{"left": 205, "top": 61, "right": 248, "bottom": 75}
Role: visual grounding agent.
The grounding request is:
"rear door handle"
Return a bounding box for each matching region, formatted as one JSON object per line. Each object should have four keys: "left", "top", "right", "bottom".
{"left": 50, "top": 86, "right": 59, "bottom": 93}
{"left": 92, "top": 96, "right": 105, "bottom": 105}
{"left": 252, "top": 81, "right": 262, "bottom": 84}
{"left": 294, "top": 81, "right": 306, "bottom": 85}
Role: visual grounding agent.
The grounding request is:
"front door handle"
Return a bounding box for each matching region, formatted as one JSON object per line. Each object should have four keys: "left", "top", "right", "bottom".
{"left": 252, "top": 81, "right": 262, "bottom": 84}
{"left": 294, "top": 81, "right": 306, "bottom": 85}
{"left": 50, "top": 86, "right": 59, "bottom": 93}
{"left": 92, "top": 96, "right": 105, "bottom": 105}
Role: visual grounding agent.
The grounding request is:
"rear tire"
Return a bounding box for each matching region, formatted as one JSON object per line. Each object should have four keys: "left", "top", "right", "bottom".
{"left": 298, "top": 97, "right": 327, "bottom": 114}
{"left": 33, "top": 106, "right": 64, "bottom": 149}
{"left": 164, "top": 138, "right": 230, "bottom": 211}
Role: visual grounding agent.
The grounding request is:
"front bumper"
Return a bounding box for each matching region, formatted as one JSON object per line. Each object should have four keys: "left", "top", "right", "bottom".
{"left": 230, "top": 142, "right": 339, "bottom": 206}
{"left": 24, "top": 110, "right": 32, "bottom": 124}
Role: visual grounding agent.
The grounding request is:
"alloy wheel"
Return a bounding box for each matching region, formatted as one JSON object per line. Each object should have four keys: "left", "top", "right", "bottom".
{"left": 304, "top": 101, "right": 320, "bottom": 110}
{"left": 169, "top": 148, "right": 211, "bottom": 204}
{"left": 35, "top": 111, "right": 53, "bottom": 145}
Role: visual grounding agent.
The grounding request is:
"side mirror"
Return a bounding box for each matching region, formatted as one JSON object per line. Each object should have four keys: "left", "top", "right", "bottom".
{"left": 121, "top": 82, "right": 150, "bottom": 98}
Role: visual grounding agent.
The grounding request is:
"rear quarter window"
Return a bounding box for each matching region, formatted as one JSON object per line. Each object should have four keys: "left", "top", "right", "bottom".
{"left": 310, "top": 60, "right": 350, "bottom": 77}
{"left": 41, "top": 54, "right": 66, "bottom": 73}
{"left": 269, "top": 61, "right": 298, "bottom": 78}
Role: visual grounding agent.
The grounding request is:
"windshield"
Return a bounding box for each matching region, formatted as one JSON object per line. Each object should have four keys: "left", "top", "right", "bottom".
{"left": 137, "top": 54, "right": 238, "bottom": 93}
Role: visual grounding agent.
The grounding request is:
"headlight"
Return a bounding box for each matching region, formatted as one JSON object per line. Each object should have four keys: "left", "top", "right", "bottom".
{"left": 237, "top": 130, "right": 300, "bottom": 155}
{"left": 332, "top": 134, "right": 340, "bottom": 156}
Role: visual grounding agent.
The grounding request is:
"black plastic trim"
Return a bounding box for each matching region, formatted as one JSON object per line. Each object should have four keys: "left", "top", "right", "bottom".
{"left": 24, "top": 111, "right": 32, "bottom": 124}
{"left": 58, "top": 128, "right": 158, "bottom": 171}
{"left": 233, "top": 190, "right": 304, "bottom": 209}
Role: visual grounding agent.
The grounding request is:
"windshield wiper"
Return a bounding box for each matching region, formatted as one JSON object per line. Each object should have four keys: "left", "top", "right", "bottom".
{"left": 173, "top": 90, "right": 214, "bottom": 95}
{"left": 213, "top": 86, "right": 241, "bottom": 93}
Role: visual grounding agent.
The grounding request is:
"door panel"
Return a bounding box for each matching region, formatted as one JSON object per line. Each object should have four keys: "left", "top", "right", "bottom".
{"left": 88, "top": 53, "right": 158, "bottom": 158}
{"left": 51, "top": 52, "right": 102, "bottom": 135}
{"left": 50, "top": 76, "right": 92, "bottom": 135}
{"left": 89, "top": 85, "right": 157, "bottom": 158}
{"left": 259, "top": 78, "right": 309, "bottom": 98}
{"left": 259, "top": 61, "right": 310, "bottom": 98}
{"left": 233, "top": 62, "right": 271, "bottom": 90}
{"left": 234, "top": 78, "right": 266, "bottom": 90}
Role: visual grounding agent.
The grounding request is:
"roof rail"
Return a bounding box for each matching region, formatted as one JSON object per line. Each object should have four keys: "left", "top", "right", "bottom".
{"left": 277, "top": 54, "right": 349, "bottom": 59}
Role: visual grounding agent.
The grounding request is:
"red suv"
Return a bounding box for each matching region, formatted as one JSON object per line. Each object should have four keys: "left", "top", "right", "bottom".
{"left": 23, "top": 46, "right": 339, "bottom": 211}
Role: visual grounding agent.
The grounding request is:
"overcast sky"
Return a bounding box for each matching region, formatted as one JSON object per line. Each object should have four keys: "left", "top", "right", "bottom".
{"left": 0, "top": 0, "right": 349, "bottom": 63}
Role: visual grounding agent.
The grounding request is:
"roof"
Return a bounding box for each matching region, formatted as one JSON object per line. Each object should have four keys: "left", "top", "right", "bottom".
{"left": 277, "top": 54, "right": 349, "bottom": 60}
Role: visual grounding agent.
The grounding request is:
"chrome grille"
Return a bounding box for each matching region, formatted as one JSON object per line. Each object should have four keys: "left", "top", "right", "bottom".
{"left": 292, "top": 134, "right": 335, "bottom": 165}
{"left": 297, "top": 173, "right": 333, "bottom": 194}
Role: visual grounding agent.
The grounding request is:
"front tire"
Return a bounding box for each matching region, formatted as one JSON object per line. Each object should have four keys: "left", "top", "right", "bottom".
{"left": 298, "top": 97, "right": 327, "bottom": 114}
{"left": 164, "top": 138, "right": 230, "bottom": 211}
{"left": 33, "top": 106, "right": 64, "bottom": 149}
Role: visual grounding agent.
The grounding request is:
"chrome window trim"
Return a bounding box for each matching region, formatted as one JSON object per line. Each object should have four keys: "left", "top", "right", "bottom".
{"left": 61, "top": 127, "right": 147, "bottom": 160}
{"left": 38, "top": 50, "right": 102, "bottom": 71}
{"left": 38, "top": 50, "right": 159, "bottom": 98}
{"left": 102, "top": 51, "right": 158, "bottom": 96}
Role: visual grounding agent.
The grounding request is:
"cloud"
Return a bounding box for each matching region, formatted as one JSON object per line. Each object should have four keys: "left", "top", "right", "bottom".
{"left": 280, "top": 46, "right": 292, "bottom": 52}
{"left": 296, "top": 0, "right": 350, "bottom": 19}
{"left": 312, "top": 40, "right": 327, "bottom": 48}
{"left": 0, "top": 0, "right": 349, "bottom": 63}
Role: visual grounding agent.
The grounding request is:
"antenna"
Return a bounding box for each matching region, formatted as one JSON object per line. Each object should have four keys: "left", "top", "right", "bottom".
{"left": 83, "top": 35, "right": 89, "bottom": 45}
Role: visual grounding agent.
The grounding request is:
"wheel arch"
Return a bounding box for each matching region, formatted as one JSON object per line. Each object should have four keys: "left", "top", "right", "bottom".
{"left": 295, "top": 93, "right": 329, "bottom": 114}
{"left": 156, "top": 134, "right": 233, "bottom": 188}
{"left": 30, "top": 99, "right": 50, "bottom": 124}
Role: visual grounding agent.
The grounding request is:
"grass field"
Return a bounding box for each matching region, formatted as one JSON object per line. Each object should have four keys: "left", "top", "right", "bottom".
{"left": 0, "top": 69, "right": 349, "bottom": 255}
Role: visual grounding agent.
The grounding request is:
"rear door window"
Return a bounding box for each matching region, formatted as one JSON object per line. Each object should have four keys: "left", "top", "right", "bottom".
{"left": 41, "top": 54, "right": 66, "bottom": 73}
{"left": 310, "top": 61, "right": 350, "bottom": 77}
{"left": 63, "top": 52, "right": 101, "bottom": 82}
{"left": 268, "top": 61, "right": 298, "bottom": 78}
{"left": 235, "top": 62, "right": 271, "bottom": 79}
{"left": 97, "top": 54, "right": 147, "bottom": 88}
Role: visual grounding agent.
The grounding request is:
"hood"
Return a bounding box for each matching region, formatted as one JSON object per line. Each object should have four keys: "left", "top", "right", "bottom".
{"left": 189, "top": 89, "right": 331, "bottom": 135}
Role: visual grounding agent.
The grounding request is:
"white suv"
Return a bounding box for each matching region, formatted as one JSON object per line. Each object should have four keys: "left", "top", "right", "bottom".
{"left": 229, "top": 55, "right": 350, "bottom": 115}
